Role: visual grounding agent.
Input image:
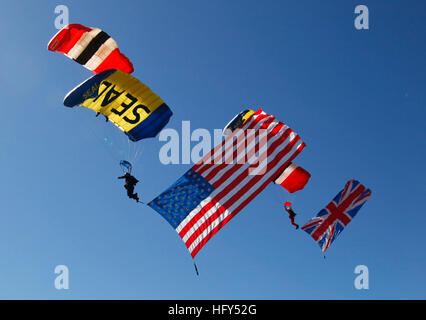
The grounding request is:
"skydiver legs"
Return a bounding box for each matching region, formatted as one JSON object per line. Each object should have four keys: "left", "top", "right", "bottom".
{"left": 118, "top": 172, "right": 141, "bottom": 203}
{"left": 125, "top": 185, "right": 140, "bottom": 202}
{"left": 288, "top": 210, "right": 299, "bottom": 229}
{"left": 284, "top": 202, "right": 299, "bottom": 229}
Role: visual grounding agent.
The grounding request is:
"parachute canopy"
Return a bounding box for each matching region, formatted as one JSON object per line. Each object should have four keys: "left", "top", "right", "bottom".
{"left": 64, "top": 69, "right": 173, "bottom": 141}
{"left": 47, "top": 23, "right": 134, "bottom": 74}
{"left": 284, "top": 201, "right": 292, "bottom": 209}
{"left": 274, "top": 163, "right": 311, "bottom": 193}
{"left": 120, "top": 160, "right": 132, "bottom": 173}
{"left": 223, "top": 109, "right": 255, "bottom": 135}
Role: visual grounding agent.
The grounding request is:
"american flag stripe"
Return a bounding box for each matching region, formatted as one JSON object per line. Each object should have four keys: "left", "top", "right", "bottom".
{"left": 194, "top": 110, "right": 269, "bottom": 172}
{"left": 176, "top": 116, "right": 290, "bottom": 238}
{"left": 191, "top": 122, "right": 250, "bottom": 171}
{"left": 183, "top": 138, "right": 302, "bottom": 252}
{"left": 209, "top": 127, "right": 290, "bottom": 188}
{"left": 206, "top": 122, "right": 287, "bottom": 184}
{"left": 201, "top": 122, "right": 270, "bottom": 179}
{"left": 188, "top": 140, "right": 305, "bottom": 257}
{"left": 189, "top": 139, "right": 304, "bottom": 246}
{"left": 211, "top": 130, "right": 289, "bottom": 187}
{"left": 148, "top": 109, "right": 305, "bottom": 257}
{"left": 175, "top": 111, "right": 269, "bottom": 233}
{"left": 180, "top": 124, "right": 297, "bottom": 245}
{"left": 195, "top": 110, "right": 271, "bottom": 170}
{"left": 190, "top": 137, "right": 303, "bottom": 240}
{"left": 199, "top": 115, "right": 281, "bottom": 180}
{"left": 180, "top": 119, "right": 304, "bottom": 255}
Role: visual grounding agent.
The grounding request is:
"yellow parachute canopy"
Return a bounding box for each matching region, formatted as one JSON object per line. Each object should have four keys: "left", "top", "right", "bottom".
{"left": 64, "top": 69, "right": 172, "bottom": 141}
{"left": 223, "top": 109, "right": 255, "bottom": 135}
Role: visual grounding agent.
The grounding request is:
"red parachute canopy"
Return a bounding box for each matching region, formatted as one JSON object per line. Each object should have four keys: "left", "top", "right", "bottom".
{"left": 47, "top": 23, "right": 134, "bottom": 74}
{"left": 274, "top": 163, "right": 311, "bottom": 193}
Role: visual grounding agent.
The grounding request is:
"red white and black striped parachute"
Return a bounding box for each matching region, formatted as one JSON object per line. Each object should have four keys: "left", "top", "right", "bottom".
{"left": 47, "top": 23, "right": 134, "bottom": 74}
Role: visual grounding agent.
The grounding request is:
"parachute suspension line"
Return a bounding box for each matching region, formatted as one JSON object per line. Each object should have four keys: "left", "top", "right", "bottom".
{"left": 133, "top": 143, "right": 143, "bottom": 164}
{"left": 126, "top": 136, "right": 131, "bottom": 163}
{"left": 272, "top": 182, "right": 285, "bottom": 204}
{"left": 135, "top": 144, "right": 140, "bottom": 163}
{"left": 193, "top": 261, "right": 199, "bottom": 276}
{"left": 121, "top": 134, "right": 143, "bottom": 176}
{"left": 120, "top": 164, "right": 128, "bottom": 174}
{"left": 84, "top": 116, "right": 120, "bottom": 164}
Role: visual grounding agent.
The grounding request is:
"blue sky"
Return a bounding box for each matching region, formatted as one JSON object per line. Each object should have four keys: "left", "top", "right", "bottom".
{"left": 0, "top": 0, "right": 424, "bottom": 299}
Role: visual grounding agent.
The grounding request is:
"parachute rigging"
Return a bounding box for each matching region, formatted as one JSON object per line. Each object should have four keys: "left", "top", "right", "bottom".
{"left": 120, "top": 160, "right": 133, "bottom": 174}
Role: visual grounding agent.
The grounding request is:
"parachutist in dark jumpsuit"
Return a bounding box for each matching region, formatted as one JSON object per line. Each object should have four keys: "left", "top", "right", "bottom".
{"left": 118, "top": 172, "right": 140, "bottom": 202}
{"left": 284, "top": 203, "right": 299, "bottom": 229}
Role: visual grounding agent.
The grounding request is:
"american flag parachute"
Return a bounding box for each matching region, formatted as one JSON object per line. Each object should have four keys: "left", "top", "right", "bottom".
{"left": 148, "top": 109, "right": 306, "bottom": 257}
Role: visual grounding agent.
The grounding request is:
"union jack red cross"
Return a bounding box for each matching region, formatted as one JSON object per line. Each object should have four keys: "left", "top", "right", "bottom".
{"left": 302, "top": 179, "right": 372, "bottom": 253}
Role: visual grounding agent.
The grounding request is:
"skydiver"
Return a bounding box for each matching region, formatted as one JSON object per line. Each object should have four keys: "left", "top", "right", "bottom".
{"left": 96, "top": 111, "right": 109, "bottom": 122}
{"left": 284, "top": 202, "right": 299, "bottom": 229}
{"left": 118, "top": 172, "right": 141, "bottom": 203}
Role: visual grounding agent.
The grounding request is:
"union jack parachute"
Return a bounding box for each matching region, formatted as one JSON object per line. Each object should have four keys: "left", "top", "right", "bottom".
{"left": 302, "top": 179, "right": 372, "bottom": 253}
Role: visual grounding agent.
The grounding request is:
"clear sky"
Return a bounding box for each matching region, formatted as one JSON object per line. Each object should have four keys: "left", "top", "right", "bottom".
{"left": 0, "top": 0, "right": 424, "bottom": 299}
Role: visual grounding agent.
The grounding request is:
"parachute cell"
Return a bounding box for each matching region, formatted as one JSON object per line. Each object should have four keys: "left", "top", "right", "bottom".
{"left": 274, "top": 163, "right": 311, "bottom": 193}
{"left": 63, "top": 69, "right": 172, "bottom": 141}
{"left": 47, "top": 24, "right": 134, "bottom": 74}
{"left": 223, "top": 109, "right": 255, "bottom": 135}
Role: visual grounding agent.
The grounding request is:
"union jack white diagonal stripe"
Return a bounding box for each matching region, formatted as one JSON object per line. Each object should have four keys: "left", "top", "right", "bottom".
{"left": 302, "top": 179, "right": 372, "bottom": 253}
{"left": 149, "top": 109, "right": 305, "bottom": 257}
